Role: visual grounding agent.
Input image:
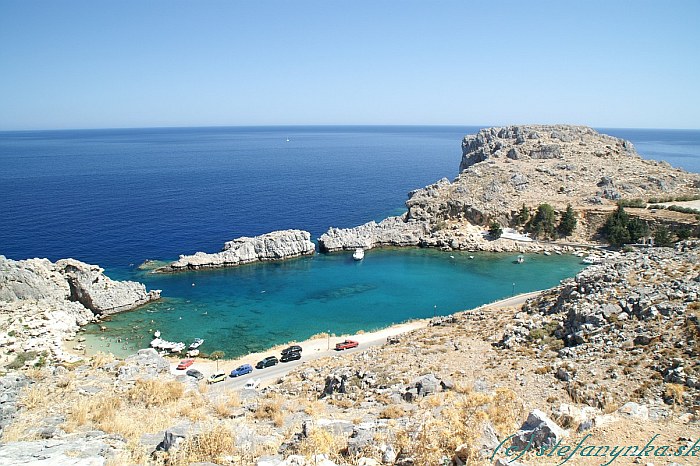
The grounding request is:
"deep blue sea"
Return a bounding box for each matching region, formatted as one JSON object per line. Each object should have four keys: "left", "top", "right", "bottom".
{"left": 1, "top": 126, "right": 698, "bottom": 357}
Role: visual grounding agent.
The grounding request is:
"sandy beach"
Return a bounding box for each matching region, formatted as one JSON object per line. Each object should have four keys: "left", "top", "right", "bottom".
{"left": 167, "top": 289, "right": 543, "bottom": 389}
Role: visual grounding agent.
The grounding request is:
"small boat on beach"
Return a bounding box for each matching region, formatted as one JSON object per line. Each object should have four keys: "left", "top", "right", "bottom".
{"left": 189, "top": 338, "right": 205, "bottom": 350}
{"left": 352, "top": 248, "right": 365, "bottom": 261}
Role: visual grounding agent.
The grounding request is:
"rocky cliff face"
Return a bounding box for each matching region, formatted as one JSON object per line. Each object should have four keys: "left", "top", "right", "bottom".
{"left": 159, "top": 229, "right": 316, "bottom": 272}
{"left": 409, "top": 124, "right": 699, "bottom": 225}
{"left": 0, "top": 255, "right": 160, "bottom": 365}
{"left": 320, "top": 125, "right": 699, "bottom": 252}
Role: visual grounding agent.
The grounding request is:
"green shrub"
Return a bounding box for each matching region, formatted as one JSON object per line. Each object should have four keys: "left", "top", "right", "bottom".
{"left": 654, "top": 226, "right": 673, "bottom": 247}
{"left": 6, "top": 351, "right": 38, "bottom": 370}
{"left": 668, "top": 205, "right": 700, "bottom": 215}
{"left": 617, "top": 198, "right": 646, "bottom": 208}
{"left": 489, "top": 221, "right": 503, "bottom": 239}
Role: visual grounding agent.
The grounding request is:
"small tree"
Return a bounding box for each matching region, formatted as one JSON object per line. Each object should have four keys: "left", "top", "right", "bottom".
{"left": 489, "top": 221, "right": 503, "bottom": 239}
{"left": 529, "top": 204, "right": 556, "bottom": 239}
{"left": 558, "top": 204, "right": 577, "bottom": 237}
{"left": 210, "top": 350, "right": 225, "bottom": 372}
{"left": 601, "top": 205, "right": 631, "bottom": 247}
{"left": 627, "top": 218, "right": 650, "bottom": 243}
{"left": 676, "top": 228, "right": 691, "bottom": 240}
{"left": 654, "top": 226, "right": 673, "bottom": 247}
{"left": 517, "top": 204, "right": 530, "bottom": 225}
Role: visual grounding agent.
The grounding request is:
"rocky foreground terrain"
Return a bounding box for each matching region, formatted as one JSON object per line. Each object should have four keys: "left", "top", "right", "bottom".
{"left": 158, "top": 230, "right": 316, "bottom": 273}
{"left": 0, "top": 255, "right": 160, "bottom": 368}
{"left": 319, "top": 125, "right": 700, "bottom": 252}
{"left": 1, "top": 242, "right": 698, "bottom": 465}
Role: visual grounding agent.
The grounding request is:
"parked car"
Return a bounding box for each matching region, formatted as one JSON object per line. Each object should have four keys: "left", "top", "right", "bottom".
{"left": 186, "top": 368, "right": 204, "bottom": 380}
{"left": 230, "top": 364, "right": 253, "bottom": 377}
{"left": 335, "top": 339, "right": 359, "bottom": 351}
{"left": 281, "top": 345, "right": 302, "bottom": 356}
{"left": 280, "top": 351, "right": 301, "bottom": 363}
{"left": 207, "top": 372, "right": 226, "bottom": 384}
{"left": 176, "top": 358, "right": 195, "bottom": 370}
{"left": 255, "top": 356, "right": 279, "bottom": 369}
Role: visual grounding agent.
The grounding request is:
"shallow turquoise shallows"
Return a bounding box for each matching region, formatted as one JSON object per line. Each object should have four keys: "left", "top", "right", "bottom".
{"left": 81, "top": 249, "right": 585, "bottom": 358}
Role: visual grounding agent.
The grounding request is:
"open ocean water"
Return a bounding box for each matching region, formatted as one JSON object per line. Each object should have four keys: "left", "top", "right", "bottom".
{"left": 1, "top": 126, "right": 698, "bottom": 357}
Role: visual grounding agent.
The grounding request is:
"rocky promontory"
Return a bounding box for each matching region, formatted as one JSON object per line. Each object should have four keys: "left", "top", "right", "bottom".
{"left": 158, "top": 229, "right": 316, "bottom": 272}
{"left": 318, "top": 215, "right": 429, "bottom": 252}
{"left": 0, "top": 255, "right": 160, "bottom": 365}
{"left": 320, "top": 125, "right": 700, "bottom": 252}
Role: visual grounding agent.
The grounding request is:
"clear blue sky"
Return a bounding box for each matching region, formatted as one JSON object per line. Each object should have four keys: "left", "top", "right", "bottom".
{"left": 1, "top": 0, "right": 699, "bottom": 130}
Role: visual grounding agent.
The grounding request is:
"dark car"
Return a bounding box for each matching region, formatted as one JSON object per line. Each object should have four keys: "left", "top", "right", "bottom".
{"left": 255, "top": 356, "right": 279, "bottom": 369}
{"left": 230, "top": 364, "right": 253, "bottom": 377}
{"left": 281, "top": 345, "right": 302, "bottom": 356}
{"left": 280, "top": 351, "right": 301, "bottom": 363}
{"left": 186, "top": 368, "right": 204, "bottom": 380}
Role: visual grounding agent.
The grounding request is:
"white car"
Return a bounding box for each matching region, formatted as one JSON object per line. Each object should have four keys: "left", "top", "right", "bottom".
{"left": 243, "top": 378, "right": 261, "bottom": 390}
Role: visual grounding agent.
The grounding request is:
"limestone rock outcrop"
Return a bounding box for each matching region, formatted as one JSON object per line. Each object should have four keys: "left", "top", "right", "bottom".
{"left": 0, "top": 255, "right": 160, "bottom": 365}
{"left": 159, "top": 229, "right": 316, "bottom": 272}
{"left": 411, "top": 125, "right": 699, "bottom": 225}
{"left": 320, "top": 125, "right": 699, "bottom": 252}
{"left": 318, "top": 216, "right": 430, "bottom": 252}
{"left": 0, "top": 256, "right": 160, "bottom": 316}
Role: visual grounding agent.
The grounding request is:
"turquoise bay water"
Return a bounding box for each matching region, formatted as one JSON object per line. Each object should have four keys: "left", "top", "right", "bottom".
{"left": 82, "top": 249, "right": 584, "bottom": 358}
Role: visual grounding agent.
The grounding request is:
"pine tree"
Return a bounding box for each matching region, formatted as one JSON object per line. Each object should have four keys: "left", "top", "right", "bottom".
{"left": 558, "top": 204, "right": 577, "bottom": 237}
{"left": 489, "top": 221, "right": 503, "bottom": 239}
{"left": 529, "top": 204, "right": 556, "bottom": 239}
{"left": 517, "top": 204, "right": 530, "bottom": 225}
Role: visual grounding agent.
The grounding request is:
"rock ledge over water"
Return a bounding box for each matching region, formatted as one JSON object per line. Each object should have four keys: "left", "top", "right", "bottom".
{"left": 159, "top": 229, "right": 316, "bottom": 272}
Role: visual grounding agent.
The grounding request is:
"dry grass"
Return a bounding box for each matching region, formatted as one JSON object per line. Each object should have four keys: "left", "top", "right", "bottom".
{"left": 17, "top": 384, "right": 46, "bottom": 410}
{"left": 665, "top": 383, "right": 686, "bottom": 405}
{"left": 393, "top": 387, "right": 521, "bottom": 465}
{"left": 296, "top": 427, "right": 348, "bottom": 463}
{"left": 168, "top": 424, "right": 236, "bottom": 466}
{"left": 212, "top": 390, "right": 241, "bottom": 418}
{"left": 379, "top": 405, "right": 407, "bottom": 419}
{"left": 254, "top": 394, "right": 285, "bottom": 427}
{"left": 90, "top": 352, "right": 115, "bottom": 369}
{"left": 127, "top": 379, "right": 184, "bottom": 407}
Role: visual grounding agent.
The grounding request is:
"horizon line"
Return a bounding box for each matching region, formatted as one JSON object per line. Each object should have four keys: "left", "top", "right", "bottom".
{"left": 2, "top": 123, "right": 700, "bottom": 133}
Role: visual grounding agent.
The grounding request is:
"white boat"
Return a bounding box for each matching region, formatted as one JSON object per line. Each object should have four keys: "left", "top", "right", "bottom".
{"left": 517, "top": 255, "right": 524, "bottom": 264}
{"left": 154, "top": 330, "right": 161, "bottom": 338}
{"left": 170, "top": 342, "right": 186, "bottom": 353}
{"left": 189, "top": 338, "right": 205, "bottom": 349}
{"left": 352, "top": 248, "right": 365, "bottom": 261}
{"left": 543, "top": 251, "right": 551, "bottom": 256}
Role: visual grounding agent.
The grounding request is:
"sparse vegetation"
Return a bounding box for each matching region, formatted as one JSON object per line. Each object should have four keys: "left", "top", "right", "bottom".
{"left": 488, "top": 220, "right": 503, "bottom": 239}
{"left": 617, "top": 198, "right": 646, "bottom": 208}
{"left": 516, "top": 203, "right": 530, "bottom": 225}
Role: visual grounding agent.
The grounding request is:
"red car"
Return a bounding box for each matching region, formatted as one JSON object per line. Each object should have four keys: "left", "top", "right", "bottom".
{"left": 176, "top": 358, "right": 195, "bottom": 370}
{"left": 335, "top": 339, "right": 359, "bottom": 351}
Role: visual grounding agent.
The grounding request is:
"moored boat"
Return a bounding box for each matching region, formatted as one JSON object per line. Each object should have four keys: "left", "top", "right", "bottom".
{"left": 352, "top": 248, "right": 365, "bottom": 261}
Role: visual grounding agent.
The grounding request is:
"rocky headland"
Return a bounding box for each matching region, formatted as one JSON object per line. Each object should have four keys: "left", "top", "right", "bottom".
{"left": 0, "top": 255, "right": 160, "bottom": 367}
{"left": 319, "top": 125, "right": 700, "bottom": 253}
{"left": 158, "top": 230, "right": 316, "bottom": 272}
